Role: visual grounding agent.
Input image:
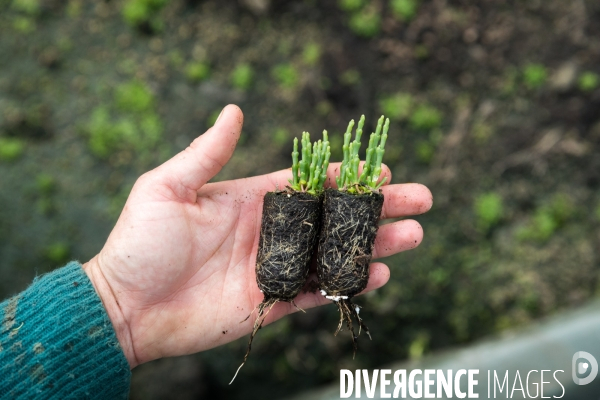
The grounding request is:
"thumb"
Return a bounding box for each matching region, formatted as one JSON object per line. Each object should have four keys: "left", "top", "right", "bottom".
{"left": 156, "top": 104, "right": 243, "bottom": 192}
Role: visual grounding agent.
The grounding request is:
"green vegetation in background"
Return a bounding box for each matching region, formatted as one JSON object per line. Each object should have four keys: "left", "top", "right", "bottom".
{"left": 44, "top": 242, "right": 70, "bottom": 264}
{"left": 273, "top": 128, "right": 289, "bottom": 147}
{"left": 410, "top": 104, "right": 442, "bottom": 131}
{"left": 577, "top": 71, "right": 599, "bottom": 92}
{"left": 408, "top": 332, "right": 429, "bottom": 360}
{"left": 348, "top": 5, "right": 381, "bottom": 38}
{"left": 302, "top": 43, "right": 321, "bottom": 66}
{"left": 231, "top": 63, "right": 254, "bottom": 91}
{"left": 168, "top": 50, "right": 185, "bottom": 68}
{"left": 414, "top": 44, "right": 429, "bottom": 59}
{"left": 122, "top": 0, "right": 168, "bottom": 31}
{"left": 340, "top": 69, "right": 361, "bottom": 86}
{"left": 378, "top": 93, "right": 442, "bottom": 163}
{"left": 0, "top": 137, "right": 26, "bottom": 162}
{"left": 474, "top": 192, "right": 504, "bottom": 232}
{"left": 115, "top": 80, "right": 154, "bottom": 113}
{"left": 66, "top": 0, "right": 82, "bottom": 18}
{"left": 36, "top": 173, "right": 56, "bottom": 195}
{"left": 517, "top": 193, "right": 574, "bottom": 242}
{"left": 12, "top": 16, "right": 35, "bottom": 33}
{"left": 206, "top": 109, "right": 222, "bottom": 128}
{"left": 500, "top": 67, "right": 518, "bottom": 95}
{"left": 272, "top": 63, "right": 299, "bottom": 89}
{"left": 11, "top": 0, "right": 39, "bottom": 15}
{"left": 86, "top": 80, "right": 163, "bottom": 159}
{"left": 185, "top": 62, "right": 210, "bottom": 83}
{"left": 379, "top": 92, "right": 414, "bottom": 121}
{"left": 471, "top": 120, "right": 494, "bottom": 144}
{"left": 379, "top": 93, "right": 443, "bottom": 131}
{"left": 338, "top": 0, "right": 366, "bottom": 12}
{"left": 35, "top": 173, "right": 57, "bottom": 215}
{"left": 522, "top": 63, "right": 547, "bottom": 89}
{"left": 390, "top": 0, "right": 420, "bottom": 22}
{"left": 415, "top": 140, "right": 434, "bottom": 164}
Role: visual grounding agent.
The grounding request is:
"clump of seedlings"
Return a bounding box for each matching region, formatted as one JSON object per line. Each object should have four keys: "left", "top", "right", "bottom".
{"left": 231, "top": 131, "right": 331, "bottom": 383}
{"left": 317, "top": 114, "right": 389, "bottom": 355}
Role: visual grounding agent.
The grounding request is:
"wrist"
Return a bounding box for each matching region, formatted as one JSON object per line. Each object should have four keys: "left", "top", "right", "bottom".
{"left": 82, "top": 256, "right": 138, "bottom": 369}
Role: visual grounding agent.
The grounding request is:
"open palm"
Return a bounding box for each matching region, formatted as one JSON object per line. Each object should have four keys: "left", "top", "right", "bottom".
{"left": 83, "top": 105, "right": 433, "bottom": 368}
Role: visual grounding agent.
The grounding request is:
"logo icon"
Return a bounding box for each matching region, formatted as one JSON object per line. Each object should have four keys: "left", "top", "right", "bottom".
{"left": 572, "top": 351, "right": 598, "bottom": 385}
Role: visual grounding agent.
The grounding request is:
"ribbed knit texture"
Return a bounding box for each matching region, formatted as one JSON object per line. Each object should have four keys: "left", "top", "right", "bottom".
{"left": 0, "top": 262, "right": 131, "bottom": 399}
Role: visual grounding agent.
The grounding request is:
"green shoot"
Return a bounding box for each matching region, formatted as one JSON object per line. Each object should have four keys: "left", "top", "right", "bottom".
{"left": 290, "top": 130, "right": 331, "bottom": 194}
{"left": 336, "top": 115, "right": 391, "bottom": 192}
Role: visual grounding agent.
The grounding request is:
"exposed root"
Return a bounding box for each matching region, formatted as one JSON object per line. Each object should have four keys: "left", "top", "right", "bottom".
{"left": 291, "top": 300, "right": 306, "bottom": 313}
{"left": 229, "top": 297, "right": 278, "bottom": 385}
{"left": 333, "top": 299, "right": 371, "bottom": 358}
{"left": 239, "top": 304, "right": 259, "bottom": 324}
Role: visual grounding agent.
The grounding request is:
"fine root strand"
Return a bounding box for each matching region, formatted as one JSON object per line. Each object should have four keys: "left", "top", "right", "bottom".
{"left": 239, "top": 304, "right": 259, "bottom": 324}
{"left": 291, "top": 300, "right": 306, "bottom": 313}
{"left": 334, "top": 299, "right": 371, "bottom": 358}
{"left": 229, "top": 298, "right": 279, "bottom": 385}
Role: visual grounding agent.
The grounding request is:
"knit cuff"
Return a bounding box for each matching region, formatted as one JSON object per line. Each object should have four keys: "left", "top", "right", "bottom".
{"left": 0, "top": 261, "right": 131, "bottom": 399}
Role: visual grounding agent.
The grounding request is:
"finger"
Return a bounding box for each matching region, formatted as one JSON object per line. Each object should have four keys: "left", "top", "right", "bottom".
{"left": 373, "top": 219, "right": 423, "bottom": 259}
{"left": 380, "top": 183, "right": 433, "bottom": 219}
{"left": 156, "top": 104, "right": 244, "bottom": 192}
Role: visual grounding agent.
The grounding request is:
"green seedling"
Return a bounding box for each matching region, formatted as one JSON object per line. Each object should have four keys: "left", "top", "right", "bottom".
{"left": 272, "top": 64, "right": 299, "bottom": 89}
{"left": 273, "top": 128, "right": 289, "bottom": 147}
{"left": 44, "top": 242, "right": 69, "bottom": 264}
{"left": 415, "top": 140, "right": 434, "bottom": 164}
{"left": 578, "top": 72, "right": 599, "bottom": 92}
{"left": 338, "top": 0, "right": 365, "bottom": 12}
{"left": 13, "top": 17, "right": 35, "bottom": 33}
{"left": 517, "top": 194, "right": 573, "bottom": 242}
{"left": 122, "top": 0, "right": 168, "bottom": 31}
{"left": 348, "top": 6, "right": 381, "bottom": 38}
{"left": 11, "top": 0, "right": 40, "bottom": 15}
{"left": 340, "top": 69, "right": 361, "bottom": 86}
{"left": 474, "top": 192, "right": 504, "bottom": 231}
{"left": 185, "top": 62, "right": 210, "bottom": 83}
{"left": 115, "top": 80, "right": 155, "bottom": 113}
{"left": 36, "top": 173, "right": 56, "bottom": 195}
{"left": 379, "top": 93, "right": 413, "bottom": 121}
{"left": 302, "top": 43, "right": 321, "bottom": 66}
{"left": 231, "top": 63, "right": 254, "bottom": 91}
{"left": 319, "top": 115, "right": 390, "bottom": 355}
{"left": 523, "top": 63, "right": 547, "bottom": 89}
{"left": 390, "top": 0, "right": 419, "bottom": 22}
{"left": 0, "top": 137, "right": 26, "bottom": 161}
{"left": 336, "top": 115, "right": 390, "bottom": 191}
{"left": 289, "top": 131, "right": 331, "bottom": 194}
{"left": 410, "top": 104, "right": 442, "bottom": 131}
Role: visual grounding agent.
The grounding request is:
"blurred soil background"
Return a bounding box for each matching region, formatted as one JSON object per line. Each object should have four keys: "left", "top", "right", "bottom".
{"left": 1, "top": 0, "right": 600, "bottom": 398}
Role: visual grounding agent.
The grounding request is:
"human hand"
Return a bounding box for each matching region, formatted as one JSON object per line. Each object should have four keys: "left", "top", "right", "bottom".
{"left": 83, "top": 105, "right": 433, "bottom": 368}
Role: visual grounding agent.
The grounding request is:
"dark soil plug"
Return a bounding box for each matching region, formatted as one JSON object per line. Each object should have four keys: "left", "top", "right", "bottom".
{"left": 317, "top": 115, "right": 389, "bottom": 355}
{"left": 317, "top": 189, "right": 383, "bottom": 354}
{"left": 230, "top": 131, "right": 330, "bottom": 383}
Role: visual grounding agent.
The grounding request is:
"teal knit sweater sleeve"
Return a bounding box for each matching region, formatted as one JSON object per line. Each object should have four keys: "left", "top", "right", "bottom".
{"left": 0, "top": 261, "right": 131, "bottom": 399}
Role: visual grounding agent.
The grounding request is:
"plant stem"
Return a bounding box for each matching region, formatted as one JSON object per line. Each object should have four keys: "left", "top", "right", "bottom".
{"left": 370, "top": 118, "right": 390, "bottom": 187}
{"left": 338, "top": 119, "right": 354, "bottom": 188}
{"left": 291, "top": 137, "right": 299, "bottom": 186}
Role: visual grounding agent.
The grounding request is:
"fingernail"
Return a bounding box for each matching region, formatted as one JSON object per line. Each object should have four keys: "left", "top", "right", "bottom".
{"left": 214, "top": 107, "right": 225, "bottom": 125}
